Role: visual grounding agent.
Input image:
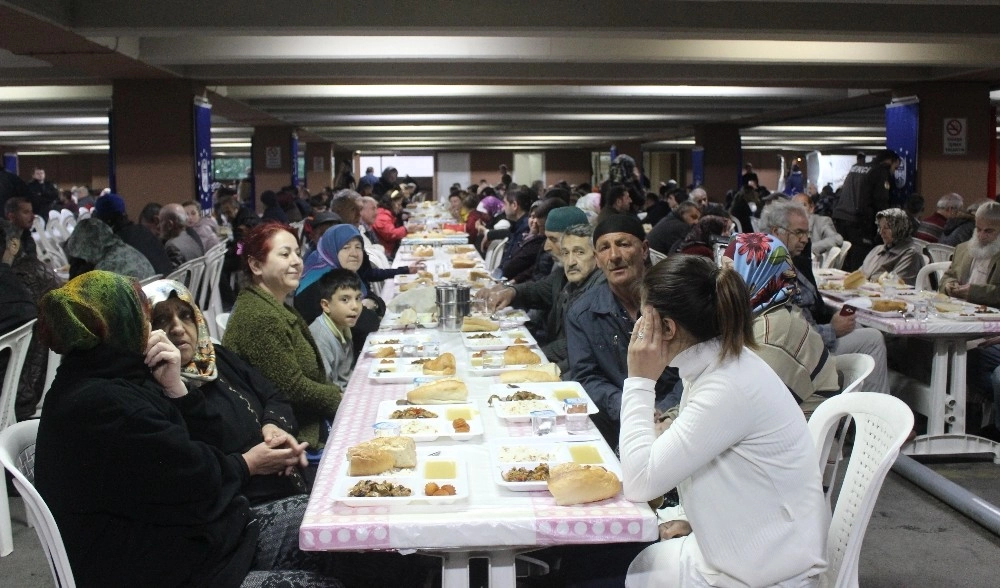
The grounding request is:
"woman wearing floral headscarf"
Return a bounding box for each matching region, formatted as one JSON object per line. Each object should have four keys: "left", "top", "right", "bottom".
{"left": 33, "top": 271, "right": 343, "bottom": 588}
{"left": 861, "top": 207, "right": 926, "bottom": 286}
{"left": 723, "top": 232, "right": 839, "bottom": 415}
{"left": 145, "top": 279, "right": 308, "bottom": 504}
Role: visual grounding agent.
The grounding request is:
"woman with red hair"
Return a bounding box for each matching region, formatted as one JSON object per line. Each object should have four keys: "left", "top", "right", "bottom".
{"left": 222, "top": 222, "right": 342, "bottom": 455}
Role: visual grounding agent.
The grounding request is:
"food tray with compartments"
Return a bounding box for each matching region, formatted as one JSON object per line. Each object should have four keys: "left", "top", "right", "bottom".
{"left": 333, "top": 447, "right": 469, "bottom": 505}
{"left": 368, "top": 358, "right": 450, "bottom": 384}
{"left": 461, "top": 329, "right": 538, "bottom": 351}
{"left": 375, "top": 400, "right": 483, "bottom": 441}
{"left": 486, "top": 381, "right": 598, "bottom": 421}
{"left": 488, "top": 438, "right": 621, "bottom": 492}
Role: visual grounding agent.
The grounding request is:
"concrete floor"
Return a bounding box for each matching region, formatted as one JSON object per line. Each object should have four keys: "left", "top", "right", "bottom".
{"left": 2, "top": 459, "right": 999, "bottom": 587}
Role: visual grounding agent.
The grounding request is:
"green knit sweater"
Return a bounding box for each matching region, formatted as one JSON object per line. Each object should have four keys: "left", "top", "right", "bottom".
{"left": 222, "top": 285, "right": 341, "bottom": 448}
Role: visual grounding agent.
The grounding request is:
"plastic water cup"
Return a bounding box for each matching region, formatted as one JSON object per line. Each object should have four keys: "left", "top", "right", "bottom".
{"left": 482, "top": 351, "right": 506, "bottom": 370}
{"left": 914, "top": 299, "right": 930, "bottom": 321}
{"left": 401, "top": 338, "right": 418, "bottom": 357}
{"left": 373, "top": 421, "right": 401, "bottom": 438}
{"left": 530, "top": 410, "right": 558, "bottom": 436}
{"left": 564, "top": 398, "right": 590, "bottom": 434}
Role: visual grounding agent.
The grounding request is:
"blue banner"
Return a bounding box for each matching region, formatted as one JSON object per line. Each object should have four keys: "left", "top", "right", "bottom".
{"left": 194, "top": 100, "right": 213, "bottom": 211}
{"left": 691, "top": 148, "right": 704, "bottom": 188}
{"left": 885, "top": 101, "right": 919, "bottom": 207}
{"left": 2, "top": 153, "right": 17, "bottom": 174}
{"left": 290, "top": 133, "right": 299, "bottom": 187}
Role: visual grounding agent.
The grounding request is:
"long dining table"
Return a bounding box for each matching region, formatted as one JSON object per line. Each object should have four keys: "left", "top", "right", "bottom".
{"left": 817, "top": 270, "right": 1000, "bottom": 463}
{"left": 299, "top": 243, "right": 658, "bottom": 587}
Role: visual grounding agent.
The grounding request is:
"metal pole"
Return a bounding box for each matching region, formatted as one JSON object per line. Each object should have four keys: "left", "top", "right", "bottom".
{"left": 892, "top": 454, "right": 1000, "bottom": 537}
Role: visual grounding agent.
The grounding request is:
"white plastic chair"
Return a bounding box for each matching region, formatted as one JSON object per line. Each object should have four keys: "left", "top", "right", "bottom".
{"left": 808, "top": 392, "right": 913, "bottom": 588}
{"left": 215, "top": 312, "right": 230, "bottom": 340}
{"left": 0, "top": 319, "right": 38, "bottom": 557}
{"left": 484, "top": 237, "right": 507, "bottom": 272}
{"left": 822, "top": 353, "right": 877, "bottom": 496}
{"left": 915, "top": 261, "right": 950, "bottom": 292}
{"left": 166, "top": 256, "right": 206, "bottom": 298}
{"left": 820, "top": 246, "right": 841, "bottom": 269}
{"left": 924, "top": 243, "right": 955, "bottom": 263}
{"left": 198, "top": 245, "right": 227, "bottom": 338}
{"left": 32, "top": 349, "right": 61, "bottom": 419}
{"left": 830, "top": 241, "right": 851, "bottom": 270}
{"left": 0, "top": 420, "right": 76, "bottom": 586}
{"left": 648, "top": 248, "right": 668, "bottom": 266}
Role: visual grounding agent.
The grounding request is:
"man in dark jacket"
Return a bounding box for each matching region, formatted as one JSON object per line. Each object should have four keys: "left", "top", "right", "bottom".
{"left": 646, "top": 200, "right": 700, "bottom": 256}
{"left": 486, "top": 211, "right": 604, "bottom": 373}
{"left": 832, "top": 149, "right": 900, "bottom": 270}
{"left": 565, "top": 215, "right": 680, "bottom": 447}
{"left": 26, "top": 167, "right": 59, "bottom": 216}
{"left": 92, "top": 193, "right": 174, "bottom": 276}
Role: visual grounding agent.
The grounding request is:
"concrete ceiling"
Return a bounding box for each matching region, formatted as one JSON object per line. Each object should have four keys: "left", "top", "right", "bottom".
{"left": 2, "top": 0, "right": 1000, "bottom": 156}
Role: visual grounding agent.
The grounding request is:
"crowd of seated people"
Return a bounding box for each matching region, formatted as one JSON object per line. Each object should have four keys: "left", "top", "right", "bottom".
{"left": 9, "top": 158, "right": 1000, "bottom": 587}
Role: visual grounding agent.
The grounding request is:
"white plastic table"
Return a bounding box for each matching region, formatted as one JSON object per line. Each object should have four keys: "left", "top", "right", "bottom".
{"left": 821, "top": 287, "right": 1000, "bottom": 462}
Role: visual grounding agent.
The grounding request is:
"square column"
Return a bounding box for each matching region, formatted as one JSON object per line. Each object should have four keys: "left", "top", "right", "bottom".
{"left": 693, "top": 124, "right": 742, "bottom": 202}
{"left": 305, "top": 142, "right": 333, "bottom": 191}
{"left": 252, "top": 126, "right": 297, "bottom": 193}
{"left": 112, "top": 79, "right": 199, "bottom": 213}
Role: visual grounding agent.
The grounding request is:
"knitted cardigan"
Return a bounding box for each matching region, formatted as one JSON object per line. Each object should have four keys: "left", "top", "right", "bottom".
{"left": 222, "top": 285, "right": 341, "bottom": 448}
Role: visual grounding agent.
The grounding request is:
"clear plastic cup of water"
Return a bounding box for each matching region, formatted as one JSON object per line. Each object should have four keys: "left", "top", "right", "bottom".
{"left": 563, "top": 398, "right": 590, "bottom": 434}
{"left": 530, "top": 410, "right": 557, "bottom": 436}
{"left": 914, "top": 299, "right": 931, "bottom": 321}
{"left": 373, "top": 421, "right": 401, "bottom": 438}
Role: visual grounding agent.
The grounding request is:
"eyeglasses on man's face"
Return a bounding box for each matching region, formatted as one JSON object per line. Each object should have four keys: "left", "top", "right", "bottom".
{"left": 777, "top": 226, "right": 809, "bottom": 239}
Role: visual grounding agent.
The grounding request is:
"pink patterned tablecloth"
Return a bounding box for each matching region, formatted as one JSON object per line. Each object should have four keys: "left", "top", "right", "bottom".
{"left": 301, "top": 327, "right": 657, "bottom": 552}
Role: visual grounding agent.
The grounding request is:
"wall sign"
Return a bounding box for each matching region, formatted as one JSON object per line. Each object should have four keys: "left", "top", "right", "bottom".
{"left": 943, "top": 118, "right": 967, "bottom": 155}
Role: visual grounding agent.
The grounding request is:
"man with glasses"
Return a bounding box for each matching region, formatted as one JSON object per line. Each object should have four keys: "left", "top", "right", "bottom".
{"left": 762, "top": 201, "right": 889, "bottom": 394}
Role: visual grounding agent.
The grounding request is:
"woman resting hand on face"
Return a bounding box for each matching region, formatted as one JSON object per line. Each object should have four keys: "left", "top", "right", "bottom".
{"left": 33, "top": 271, "right": 346, "bottom": 588}
{"left": 620, "top": 255, "right": 828, "bottom": 588}
{"left": 146, "top": 278, "right": 309, "bottom": 504}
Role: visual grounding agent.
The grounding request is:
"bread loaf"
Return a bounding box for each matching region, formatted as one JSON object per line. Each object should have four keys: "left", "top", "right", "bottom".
{"left": 547, "top": 463, "right": 622, "bottom": 506}
{"left": 462, "top": 316, "right": 500, "bottom": 332}
{"left": 503, "top": 344, "right": 541, "bottom": 365}
{"left": 365, "top": 436, "right": 417, "bottom": 468}
{"left": 407, "top": 378, "right": 469, "bottom": 404}
{"left": 498, "top": 363, "right": 561, "bottom": 383}
{"left": 346, "top": 447, "right": 395, "bottom": 476}
{"left": 843, "top": 270, "right": 865, "bottom": 289}
{"left": 413, "top": 245, "right": 435, "bottom": 257}
{"left": 422, "top": 352, "right": 457, "bottom": 376}
{"left": 871, "top": 299, "right": 907, "bottom": 313}
{"left": 452, "top": 257, "right": 476, "bottom": 269}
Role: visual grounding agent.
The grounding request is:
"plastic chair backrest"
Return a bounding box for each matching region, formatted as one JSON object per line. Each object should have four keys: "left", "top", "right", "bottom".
{"left": 199, "top": 246, "right": 227, "bottom": 338}
{"left": 808, "top": 393, "right": 913, "bottom": 588}
{"left": 821, "top": 353, "right": 877, "bottom": 497}
{"left": 32, "top": 349, "right": 61, "bottom": 419}
{"left": 820, "top": 246, "right": 842, "bottom": 269}
{"left": 924, "top": 243, "right": 955, "bottom": 263}
{"left": 648, "top": 248, "right": 668, "bottom": 266}
{"left": 915, "top": 261, "right": 950, "bottom": 292}
{"left": 835, "top": 353, "right": 875, "bottom": 395}
{"left": 0, "top": 320, "right": 36, "bottom": 435}
{"left": 0, "top": 320, "right": 39, "bottom": 557}
{"left": 831, "top": 241, "right": 851, "bottom": 270}
{"left": 485, "top": 238, "right": 507, "bottom": 272}
{"left": 216, "top": 312, "right": 230, "bottom": 339}
{"left": 0, "top": 420, "right": 76, "bottom": 586}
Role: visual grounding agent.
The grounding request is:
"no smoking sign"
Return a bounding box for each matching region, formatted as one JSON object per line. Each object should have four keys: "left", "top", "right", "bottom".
{"left": 943, "top": 117, "right": 967, "bottom": 155}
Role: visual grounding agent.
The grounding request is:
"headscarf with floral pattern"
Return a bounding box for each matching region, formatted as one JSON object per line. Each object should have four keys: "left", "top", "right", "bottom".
{"left": 723, "top": 232, "right": 797, "bottom": 316}
{"left": 142, "top": 279, "right": 218, "bottom": 383}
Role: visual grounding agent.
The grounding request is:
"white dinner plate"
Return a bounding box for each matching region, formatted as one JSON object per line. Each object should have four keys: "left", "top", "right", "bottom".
{"left": 374, "top": 400, "right": 483, "bottom": 442}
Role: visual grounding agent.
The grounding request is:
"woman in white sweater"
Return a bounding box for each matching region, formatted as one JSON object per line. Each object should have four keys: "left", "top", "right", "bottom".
{"left": 621, "top": 254, "right": 829, "bottom": 588}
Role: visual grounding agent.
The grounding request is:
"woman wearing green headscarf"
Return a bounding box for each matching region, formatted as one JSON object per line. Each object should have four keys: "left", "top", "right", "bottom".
{"left": 33, "top": 271, "right": 344, "bottom": 588}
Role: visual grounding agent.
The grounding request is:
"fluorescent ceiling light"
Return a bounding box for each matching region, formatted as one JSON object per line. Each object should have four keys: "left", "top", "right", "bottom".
{"left": 0, "top": 86, "right": 111, "bottom": 101}
{"left": 229, "top": 85, "right": 843, "bottom": 100}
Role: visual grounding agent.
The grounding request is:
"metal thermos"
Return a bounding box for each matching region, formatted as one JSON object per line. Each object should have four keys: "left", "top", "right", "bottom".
{"left": 436, "top": 283, "right": 471, "bottom": 331}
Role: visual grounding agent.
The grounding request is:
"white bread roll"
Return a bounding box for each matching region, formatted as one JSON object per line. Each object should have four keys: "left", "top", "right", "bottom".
{"left": 503, "top": 344, "right": 541, "bottom": 365}
{"left": 346, "top": 447, "right": 394, "bottom": 476}
{"left": 407, "top": 378, "right": 469, "bottom": 404}
{"left": 422, "top": 352, "right": 456, "bottom": 376}
{"left": 498, "top": 363, "right": 561, "bottom": 383}
{"left": 843, "top": 270, "right": 865, "bottom": 289}
{"left": 462, "top": 316, "right": 500, "bottom": 332}
{"left": 366, "top": 436, "right": 417, "bottom": 468}
{"left": 547, "top": 463, "right": 622, "bottom": 506}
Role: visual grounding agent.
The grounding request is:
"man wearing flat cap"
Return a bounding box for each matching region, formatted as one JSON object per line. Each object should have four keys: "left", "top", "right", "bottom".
{"left": 565, "top": 215, "right": 680, "bottom": 448}
{"left": 483, "top": 207, "right": 605, "bottom": 372}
